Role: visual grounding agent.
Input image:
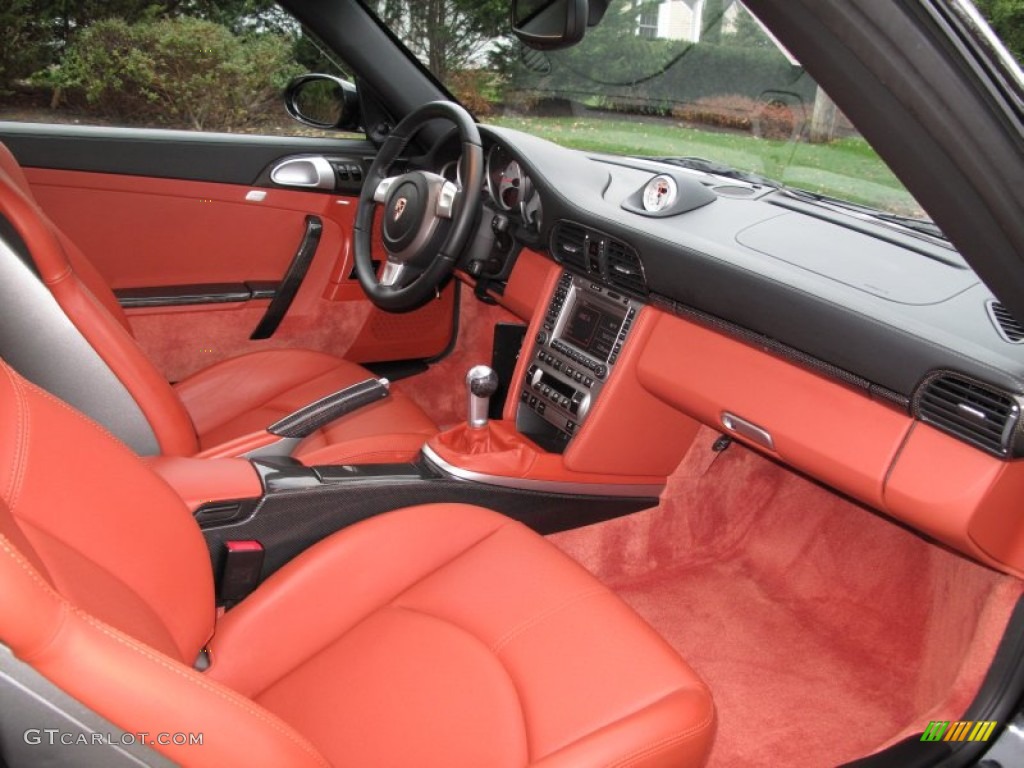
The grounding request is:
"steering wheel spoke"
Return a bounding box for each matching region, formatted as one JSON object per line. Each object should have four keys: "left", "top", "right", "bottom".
{"left": 436, "top": 180, "right": 459, "bottom": 219}
{"left": 380, "top": 258, "right": 411, "bottom": 287}
{"left": 373, "top": 176, "right": 401, "bottom": 204}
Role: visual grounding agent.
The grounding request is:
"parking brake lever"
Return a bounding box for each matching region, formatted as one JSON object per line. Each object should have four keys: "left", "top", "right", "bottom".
{"left": 267, "top": 378, "right": 391, "bottom": 438}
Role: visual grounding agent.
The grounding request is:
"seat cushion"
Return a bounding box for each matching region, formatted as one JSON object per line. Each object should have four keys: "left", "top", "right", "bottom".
{"left": 207, "top": 503, "right": 715, "bottom": 768}
{"left": 174, "top": 349, "right": 437, "bottom": 463}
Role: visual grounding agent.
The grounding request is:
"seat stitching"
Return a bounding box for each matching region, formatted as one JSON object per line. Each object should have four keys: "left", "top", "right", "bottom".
{"left": 246, "top": 516, "right": 513, "bottom": 697}
{"left": 385, "top": 518, "right": 514, "bottom": 607}
{"left": 5, "top": 367, "right": 154, "bottom": 463}
{"left": 76, "top": 611, "right": 330, "bottom": 767}
{"left": 0, "top": 534, "right": 328, "bottom": 765}
{"left": 15, "top": 515, "right": 183, "bottom": 656}
{"left": 0, "top": 365, "right": 29, "bottom": 510}
{"left": 388, "top": 603, "right": 532, "bottom": 756}
{"left": 490, "top": 586, "right": 609, "bottom": 655}
{"left": 602, "top": 708, "right": 715, "bottom": 768}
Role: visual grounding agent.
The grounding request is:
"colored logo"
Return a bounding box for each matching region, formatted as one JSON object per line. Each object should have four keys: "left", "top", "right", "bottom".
{"left": 393, "top": 197, "right": 407, "bottom": 221}
{"left": 921, "top": 720, "right": 998, "bottom": 742}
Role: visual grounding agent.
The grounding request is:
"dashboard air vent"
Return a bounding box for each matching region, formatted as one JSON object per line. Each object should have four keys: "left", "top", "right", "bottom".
{"left": 917, "top": 373, "right": 1021, "bottom": 457}
{"left": 552, "top": 222, "right": 587, "bottom": 271}
{"left": 988, "top": 301, "right": 1024, "bottom": 343}
{"left": 606, "top": 239, "right": 648, "bottom": 296}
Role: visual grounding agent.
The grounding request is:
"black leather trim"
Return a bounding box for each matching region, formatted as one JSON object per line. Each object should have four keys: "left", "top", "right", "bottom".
{"left": 0, "top": 122, "right": 377, "bottom": 186}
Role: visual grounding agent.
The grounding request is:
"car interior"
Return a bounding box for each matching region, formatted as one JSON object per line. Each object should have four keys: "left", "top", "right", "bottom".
{"left": 1, "top": 0, "right": 1024, "bottom": 766}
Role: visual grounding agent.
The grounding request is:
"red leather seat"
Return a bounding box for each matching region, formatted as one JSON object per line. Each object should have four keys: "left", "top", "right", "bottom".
{"left": 0, "top": 359, "right": 715, "bottom": 767}
{"left": 0, "top": 142, "right": 437, "bottom": 463}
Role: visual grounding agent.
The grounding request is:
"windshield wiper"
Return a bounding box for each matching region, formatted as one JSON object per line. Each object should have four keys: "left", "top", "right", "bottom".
{"left": 779, "top": 187, "right": 947, "bottom": 241}
{"left": 643, "top": 156, "right": 783, "bottom": 188}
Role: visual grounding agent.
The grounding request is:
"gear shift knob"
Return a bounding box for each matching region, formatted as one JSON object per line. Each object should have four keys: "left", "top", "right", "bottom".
{"left": 466, "top": 365, "right": 499, "bottom": 429}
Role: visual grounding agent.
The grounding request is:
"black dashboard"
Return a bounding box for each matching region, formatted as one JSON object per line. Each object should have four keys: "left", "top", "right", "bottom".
{"left": 426, "top": 124, "right": 1024, "bottom": 458}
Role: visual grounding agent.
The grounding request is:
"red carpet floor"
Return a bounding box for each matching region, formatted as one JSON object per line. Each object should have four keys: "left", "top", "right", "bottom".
{"left": 550, "top": 427, "right": 1022, "bottom": 767}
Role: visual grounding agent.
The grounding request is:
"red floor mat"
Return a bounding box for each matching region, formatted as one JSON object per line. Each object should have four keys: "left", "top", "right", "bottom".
{"left": 550, "top": 427, "right": 1022, "bottom": 767}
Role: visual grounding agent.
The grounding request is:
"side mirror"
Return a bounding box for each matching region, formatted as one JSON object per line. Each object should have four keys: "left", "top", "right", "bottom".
{"left": 512, "top": 0, "right": 588, "bottom": 50}
{"left": 284, "top": 74, "right": 361, "bottom": 131}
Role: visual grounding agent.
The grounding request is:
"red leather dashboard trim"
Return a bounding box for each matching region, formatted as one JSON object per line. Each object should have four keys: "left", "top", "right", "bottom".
{"left": 502, "top": 261, "right": 562, "bottom": 422}
{"left": 636, "top": 310, "right": 913, "bottom": 509}
{"left": 885, "top": 423, "right": 1024, "bottom": 576}
{"left": 427, "top": 421, "right": 666, "bottom": 486}
{"left": 491, "top": 247, "right": 557, "bottom": 320}
{"left": 564, "top": 308, "right": 702, "bottom": 477}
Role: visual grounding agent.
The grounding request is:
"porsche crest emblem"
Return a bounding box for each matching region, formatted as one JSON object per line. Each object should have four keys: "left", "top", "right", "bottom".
{"left": 393, "top": 197, "right": 407, "bottom": 221}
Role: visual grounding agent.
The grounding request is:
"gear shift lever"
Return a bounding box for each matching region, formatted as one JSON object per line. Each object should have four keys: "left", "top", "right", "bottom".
{"left": 466, "top": 365, "right": 499, "bottom": 429}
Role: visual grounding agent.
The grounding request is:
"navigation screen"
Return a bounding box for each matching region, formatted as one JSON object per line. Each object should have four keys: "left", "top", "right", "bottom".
{"left": 562, "top": 299, "right": 624, "bottom": 361}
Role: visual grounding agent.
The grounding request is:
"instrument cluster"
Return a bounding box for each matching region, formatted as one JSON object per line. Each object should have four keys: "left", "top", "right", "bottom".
{"left": 439, "top": 142, "right": 543, "bottom": 232}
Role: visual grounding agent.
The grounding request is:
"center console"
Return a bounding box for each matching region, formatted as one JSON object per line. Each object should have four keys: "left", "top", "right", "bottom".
{"left": 516, "top": 271, "right": 642, "bottom": 451}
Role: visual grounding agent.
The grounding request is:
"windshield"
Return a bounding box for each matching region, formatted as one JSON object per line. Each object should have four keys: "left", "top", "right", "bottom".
{"left": 376, "top": 0, "right": 1019, "bottom": 223}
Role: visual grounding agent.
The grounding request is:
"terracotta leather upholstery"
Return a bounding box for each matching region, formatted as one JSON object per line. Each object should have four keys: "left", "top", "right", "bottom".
{"left": 0, "top": 358, "right": 715, "bottom": 767}
{"left": 0, "top": 142, "right": 436, "bottom": 462}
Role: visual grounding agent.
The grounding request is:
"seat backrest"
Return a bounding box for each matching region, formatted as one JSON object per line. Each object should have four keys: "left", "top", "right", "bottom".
{"left": 0, "top": 143, "right": 198, "bottom": 456}
{"left": 0, "top": 358, "right": 326, "bottom": 767}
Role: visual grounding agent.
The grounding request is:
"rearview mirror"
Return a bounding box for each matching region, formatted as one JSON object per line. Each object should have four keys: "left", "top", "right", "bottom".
{"left": 512, "top": 0, "right": 588, "bottom": 50}
{"left": 284, "top": 74, "right": 361, "bottom": 132}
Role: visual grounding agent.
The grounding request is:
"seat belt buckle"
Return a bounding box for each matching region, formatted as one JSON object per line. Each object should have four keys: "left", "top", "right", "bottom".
{"left": 219, "top": 540, "right": 264, "bottom": 604}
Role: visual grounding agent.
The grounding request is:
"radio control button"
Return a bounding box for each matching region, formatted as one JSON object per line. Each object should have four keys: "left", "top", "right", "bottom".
{"left": 537, "top": 403, "right": 546, "bottom": 415}
{"left": 574, "top": 371, "right": 583, "bottom": 383}
{"left": 583, "top": 376, "right": 594, "bottom": 387}
{"left": 595, "top": 364, "right": 608, "bottom": 379}
{"left": 528, "top": 396, "right": 538, "bottom": 407}
{"left": 521, "top": 390, "right": 530, "bottom": 403}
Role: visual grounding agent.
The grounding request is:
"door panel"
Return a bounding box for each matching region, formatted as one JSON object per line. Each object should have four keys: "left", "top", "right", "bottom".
{"left": 26, "top": 169, "right": 338, "bottom": 287}
{"left": 1, "top": 126, "right": 455, "bottom": 381}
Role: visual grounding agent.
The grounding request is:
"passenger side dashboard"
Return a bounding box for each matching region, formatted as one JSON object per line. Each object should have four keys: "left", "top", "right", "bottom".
{"left": 451, "top": 127, "right": 1024, "bottom": 580}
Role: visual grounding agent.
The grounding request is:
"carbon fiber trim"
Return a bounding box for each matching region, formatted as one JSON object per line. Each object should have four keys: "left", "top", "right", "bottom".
{"left": 200, "top": 463, "right": 656, "bottom": 583}
{"left": 267, "top": 378, "right": 390, "bottom": 438}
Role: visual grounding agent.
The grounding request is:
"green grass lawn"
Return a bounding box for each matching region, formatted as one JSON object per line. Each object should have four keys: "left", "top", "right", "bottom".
{"left": 489, "top": 114, "right": 923, "bottom": 217}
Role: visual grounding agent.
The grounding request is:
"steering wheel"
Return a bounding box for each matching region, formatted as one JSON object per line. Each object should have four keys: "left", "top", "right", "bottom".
{"left": 354, "top": 101, "right": 483, "bottom": 312}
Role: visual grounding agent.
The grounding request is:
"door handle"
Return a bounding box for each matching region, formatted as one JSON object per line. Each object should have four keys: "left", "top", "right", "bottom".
{"left": 270, "top": 156, "right": 336, "bottom": 190}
